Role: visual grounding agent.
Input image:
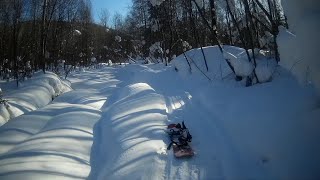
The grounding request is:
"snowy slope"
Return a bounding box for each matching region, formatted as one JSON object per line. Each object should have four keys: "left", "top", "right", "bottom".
{"left": 89, "top": 58, "right": 320, "bottom": 179}
{"left": 180, "top": 74, "right": 319, "bottom": 179}
{"left": 0, "top": 49, "right": 319, "bottom": 179}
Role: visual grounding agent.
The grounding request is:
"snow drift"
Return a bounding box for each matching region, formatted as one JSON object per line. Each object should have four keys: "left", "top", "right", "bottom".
{"left": 89, "top": 83, "right": 168, "bottom": 180}
{"left": 172, "top": 46, "right": 277, "bottom": 83}
{"left": 172, "top": 46, "right": 233, "bottom": 80}
{"left": 0, "top": 72, "right": 72, "bottom": 126}
{"left": 0, "top": 103, "right": 101, "bottom": 180}
{"left": 0, "top": 69, "right": 106, "bottom": 180}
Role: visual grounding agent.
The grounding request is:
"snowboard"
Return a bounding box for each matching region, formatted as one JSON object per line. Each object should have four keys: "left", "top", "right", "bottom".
{"left": 172, "top": 143, "right": 194, "bottom": 158}
{"left": 167, "top": 122, "right": 194, "bottom": 158}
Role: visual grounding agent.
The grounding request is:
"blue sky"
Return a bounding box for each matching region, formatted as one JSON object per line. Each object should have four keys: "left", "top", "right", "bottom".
{"left": 91, "top": 0, "right": 132, "bottom": 23}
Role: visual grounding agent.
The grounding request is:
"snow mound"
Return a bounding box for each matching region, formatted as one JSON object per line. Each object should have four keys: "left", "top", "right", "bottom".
{"left": 103, "top": 82, "right": 156, "bottom": 108}
{"left": 171, "top": 46, "right": 233, "bottom": 80}
{"left": 0, "top": 72, "right": 72, "bottom": 126}
{"left": 223, "top": 50, "right": 254, "bottom": 77}
{"left": 89, "top": 83, "right": 168, "bottom": 180}
{"left": 172, "top": 46, "right": 277, "bottom": 83}
{"left": 235, "top": 49, "right": 278, "bottom": 82}
{"left": 255, "top": 58, "right": 278, "bottom": 82}
{"left": 0, "top": 103, "right": 101, "bottom": 180}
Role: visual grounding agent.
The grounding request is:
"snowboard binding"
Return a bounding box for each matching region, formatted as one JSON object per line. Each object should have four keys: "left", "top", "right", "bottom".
{"left": 166, "top": 121, "right": 194, "bottom": 158}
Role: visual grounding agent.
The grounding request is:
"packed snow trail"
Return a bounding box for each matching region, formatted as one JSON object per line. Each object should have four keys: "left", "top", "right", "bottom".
{"left": 89, "top": 63, "right": 320, "bottom": 179}
{"left": 87, "top": 64, "right": 237, "bottom": 179}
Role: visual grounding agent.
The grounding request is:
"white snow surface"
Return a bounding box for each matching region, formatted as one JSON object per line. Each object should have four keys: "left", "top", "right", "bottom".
{"left": 0, "top": 72, "right": 71, "bottom": 126}
{"left": 89, "top": 83, "right": 168, "bottom": 179}
{"left": 172, "top": 46, "right": 276, "bottom": 83}
{"left": 172, "top": 46, "right": 235, "bottom": 80}
{"left": 278, "top": 0, "right": 320, "bottom": 93}
{"left": 0, "top": 48, "right": 319, "bottom": 180}
{"left": 223, "top": 50, "right": 254, "bottom": 77}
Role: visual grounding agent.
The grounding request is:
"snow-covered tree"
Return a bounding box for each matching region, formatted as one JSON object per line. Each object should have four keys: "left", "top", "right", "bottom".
{"left": 115, "top": 36, "right": 122, "bottom": 43}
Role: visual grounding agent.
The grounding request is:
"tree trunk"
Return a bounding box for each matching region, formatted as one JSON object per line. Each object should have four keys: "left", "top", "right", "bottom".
{"left": 209, "top": 0, "right": 218, "bottom": 44}
{"left": 40, "top": 0, "right": 47, "bottom": 73}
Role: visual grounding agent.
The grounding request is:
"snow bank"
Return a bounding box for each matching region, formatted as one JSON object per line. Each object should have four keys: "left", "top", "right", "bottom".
{"left": 0, "top": 67, "right": 108, "bottom": 179}
{"left": 278, "top": 0, "right": 320, "bottom": 93}
{"left": 0, "top": 72, "right": 72, "bottom": 126}
{"left": 0, "top": 103, "right": 101, "bottom": 180}
{"left": 0, "top": 67, "right": 115, "bottom": 179}
{"left": 236, "top": 49, "right": 278, "bottom": 82}
{"left": 223, "top": 50, "right": 254, "bottom": 77}
{"left": 255, "top": 58, "right": 277, "bottom": 82}
{"left": 89, "top": 83, "right": 168, "bottom": 180}
{"left": 172, "top": 46, "right": 277, "bottom": 83}
{"left": 172, "top": 46, "right": 234, "bottom": 80}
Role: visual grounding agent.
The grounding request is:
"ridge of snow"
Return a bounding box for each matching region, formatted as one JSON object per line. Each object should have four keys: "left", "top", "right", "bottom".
{"left": 89, "top": 83, "right": 168, "bottom": 180}
{"left": 172, "top": 46, "right": 233, "bottom": 80}
{"left": 0, "top": 72, "right": 72, "bottom": 126}
{"left": 172, "top": 46, "right": 277, "bottom": 83}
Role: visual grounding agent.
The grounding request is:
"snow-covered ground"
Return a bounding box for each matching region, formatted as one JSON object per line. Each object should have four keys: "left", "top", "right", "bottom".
{"left": 0, "top": 72, "right": 71, "bottom": 126}
{"left": 278, "top": 0, "right": 320, "bottom": 93}
{"left": 0, "top": 46, "right": 319, "bottom": 179}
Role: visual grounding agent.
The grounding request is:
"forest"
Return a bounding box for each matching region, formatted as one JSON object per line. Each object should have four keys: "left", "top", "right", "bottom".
{"left": 0, "top": 1, "right": 319, "bottom": 179}
{"left": 0, "top": 0, "right": 286, "bottom": 85}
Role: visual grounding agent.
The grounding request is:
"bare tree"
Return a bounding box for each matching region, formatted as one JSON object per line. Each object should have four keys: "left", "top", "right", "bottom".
{"left": 99, "top": 8, "right": 110, "bottom": 28}
{"left": 12, "top": 0, "right": 23, "bottom": 86}
{"left": 40, "top": 0, "right": 48, "bottom": 73}
{"left": 113, "top": 12, "right": 123, "bottom": 30}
